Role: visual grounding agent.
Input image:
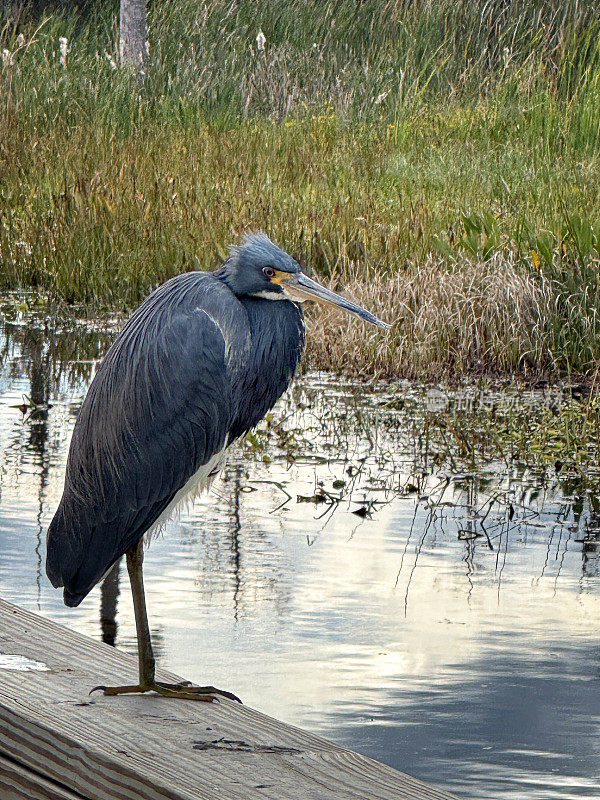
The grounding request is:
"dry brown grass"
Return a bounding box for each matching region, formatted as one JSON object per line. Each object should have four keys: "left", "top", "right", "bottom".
{"left": 305, "top": 254, "right": 557, "bottom": 380}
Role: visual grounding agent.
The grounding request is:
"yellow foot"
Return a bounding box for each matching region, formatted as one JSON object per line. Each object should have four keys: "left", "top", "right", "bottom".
{"left": 90, "top": 680, "right": 241, "bottom": 703}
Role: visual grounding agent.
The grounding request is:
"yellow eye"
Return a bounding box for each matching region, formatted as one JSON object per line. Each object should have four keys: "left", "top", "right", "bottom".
{"left": 263, "top": 267, "right": 276, "bottom": 279}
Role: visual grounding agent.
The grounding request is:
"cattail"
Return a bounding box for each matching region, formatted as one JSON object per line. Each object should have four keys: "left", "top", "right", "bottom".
{"left": 2, "top": 49, "right": 13, "bottom": 67}
{"left": 256, "top": 29, "right": 266, "bottom": 52}
{"left": 16, "top": 33, "right": 25, "bottom": 48}
{"left": 59, "top": 36, "right": 68, "bottom": 68}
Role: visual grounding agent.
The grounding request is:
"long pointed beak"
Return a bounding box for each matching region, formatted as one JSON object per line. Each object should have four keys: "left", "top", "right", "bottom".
{"left": 282, "top": 273, "right": 390, "bottom": 329}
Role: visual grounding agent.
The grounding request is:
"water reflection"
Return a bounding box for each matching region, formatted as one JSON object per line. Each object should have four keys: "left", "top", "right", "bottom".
{"left": 100, "top": 559, "right": 121, "bottom": 646}
{"left": 0, "top": 298, "right": 599, "bottom": 800}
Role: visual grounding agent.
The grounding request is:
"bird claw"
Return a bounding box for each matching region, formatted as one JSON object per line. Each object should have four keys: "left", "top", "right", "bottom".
{"left": 89, "top": 681, "right": 242, "bottom": 703}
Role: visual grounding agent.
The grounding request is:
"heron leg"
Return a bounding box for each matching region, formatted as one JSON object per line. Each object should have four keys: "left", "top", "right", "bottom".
{"left": 127, "top": 537, "right": 155, "bottom": 689}
{"left": 95, "top": 538, "right": 241, "bottom": 703}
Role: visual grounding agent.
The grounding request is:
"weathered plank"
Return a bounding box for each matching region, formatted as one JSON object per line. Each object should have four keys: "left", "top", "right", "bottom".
{"left": 0, "top": 599, "right": 460, "bottom": 800}
{"left": 0, "top": 753, "right": 85, "bottom": 800}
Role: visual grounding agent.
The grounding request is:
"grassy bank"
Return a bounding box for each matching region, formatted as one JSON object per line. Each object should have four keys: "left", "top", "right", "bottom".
{"left": 1, "top": 1, "right": 600, "bottom": 378}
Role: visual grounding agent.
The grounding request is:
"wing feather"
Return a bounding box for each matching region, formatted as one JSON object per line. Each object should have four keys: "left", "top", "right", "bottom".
{"left": 46, "top": 273, "right": 248, "bottom": 606}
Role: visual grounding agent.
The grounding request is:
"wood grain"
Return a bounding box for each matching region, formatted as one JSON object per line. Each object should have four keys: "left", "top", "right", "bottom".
{"left": 0, "top": 753, "right": 85, "bottom": 800}
{"left": 0, "top": 599, "right": 460, "bottom": 800}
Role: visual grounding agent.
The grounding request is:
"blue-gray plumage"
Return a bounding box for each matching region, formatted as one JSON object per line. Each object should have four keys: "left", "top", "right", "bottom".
{"left": 46, "top": 232, "right": 388, "bottom": 702}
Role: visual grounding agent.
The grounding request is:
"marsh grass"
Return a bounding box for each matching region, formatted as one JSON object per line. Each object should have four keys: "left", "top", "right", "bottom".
{"left": 1, "top": 1, "right": 600, "bottom": 376}
{"left": 305, "top": 254, "right": 563, "bottom": 379}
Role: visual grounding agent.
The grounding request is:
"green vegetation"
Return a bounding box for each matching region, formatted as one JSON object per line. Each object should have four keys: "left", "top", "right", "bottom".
{"left": 243, "top": 374, "right": 600, "bottom": 496}
{"left": 423, "top": 389, "right": 600, "bottom": 489}
{"left": 1, "top": 1, "right": 600, "bottom": 378}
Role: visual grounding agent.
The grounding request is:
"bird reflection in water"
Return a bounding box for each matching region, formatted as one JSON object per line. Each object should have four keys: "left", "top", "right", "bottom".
{"left": 100, "top": 559, "right": 121, "bottom": 646}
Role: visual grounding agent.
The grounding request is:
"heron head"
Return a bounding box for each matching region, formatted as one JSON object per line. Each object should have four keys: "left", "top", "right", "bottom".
{"left": 219, "top": 232, "right": 389, "bottom": 329}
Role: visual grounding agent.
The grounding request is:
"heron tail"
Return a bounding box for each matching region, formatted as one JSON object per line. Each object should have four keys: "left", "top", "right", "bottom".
{"left": 46, "top": 500, "right": 106, "bottom": 608}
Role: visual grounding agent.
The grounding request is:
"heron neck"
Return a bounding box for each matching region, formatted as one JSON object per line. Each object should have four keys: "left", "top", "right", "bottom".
{"left": 228, "top": 297, "right": 305, "bottom": 441}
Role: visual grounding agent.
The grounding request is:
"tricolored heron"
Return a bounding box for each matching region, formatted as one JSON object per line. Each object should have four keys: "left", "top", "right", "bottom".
{"left": 46, "top": 233, "right": 388, "bottom": 702}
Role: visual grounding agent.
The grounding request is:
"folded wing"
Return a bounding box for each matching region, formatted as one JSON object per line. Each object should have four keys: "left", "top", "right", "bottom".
{"left": 46, "top": 273, "right": 249, "bottom": 606}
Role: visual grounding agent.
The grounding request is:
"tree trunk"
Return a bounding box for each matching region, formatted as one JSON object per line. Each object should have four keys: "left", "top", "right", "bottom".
{"left": 119, "top": 0, "right": 148, "bottom": 69}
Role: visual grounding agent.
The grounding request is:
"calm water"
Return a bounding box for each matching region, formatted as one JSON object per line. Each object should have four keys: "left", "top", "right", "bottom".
{"left": 0, "top": 299, "right": 599, "bottom": 799}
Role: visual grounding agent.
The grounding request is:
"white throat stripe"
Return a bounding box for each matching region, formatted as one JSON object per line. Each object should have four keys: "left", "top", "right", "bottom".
{"left": 252, "top": 290, "right": 289, "bottom": 301}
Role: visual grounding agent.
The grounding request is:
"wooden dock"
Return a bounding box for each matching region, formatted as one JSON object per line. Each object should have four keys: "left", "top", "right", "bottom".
{"left": 0, "top": 598, "right": 460, "bottom": 800}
